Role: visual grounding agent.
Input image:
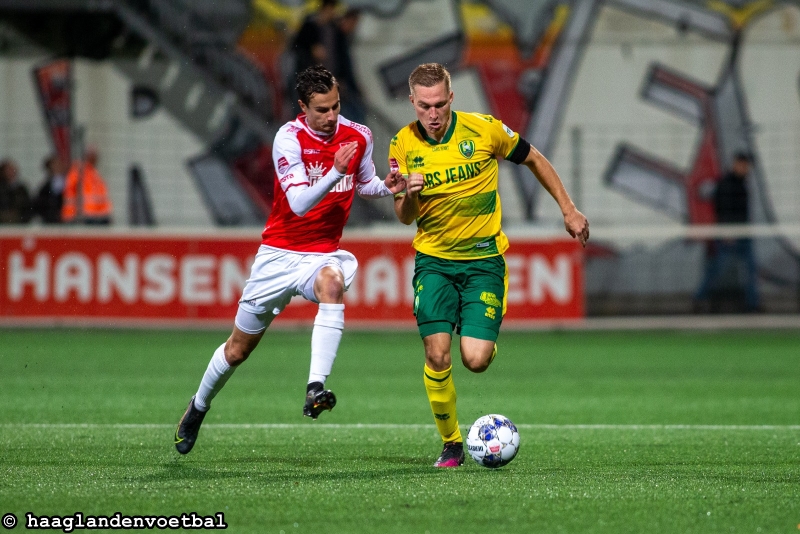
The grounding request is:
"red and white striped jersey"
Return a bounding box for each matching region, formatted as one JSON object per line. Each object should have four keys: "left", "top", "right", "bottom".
{"left": 262, "top": 114, "right": 377, "bottom": 253}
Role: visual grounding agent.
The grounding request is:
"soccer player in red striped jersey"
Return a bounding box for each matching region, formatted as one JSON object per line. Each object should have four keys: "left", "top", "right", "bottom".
{"left": 175, "top": 65, "right": 406, "bottom": 454}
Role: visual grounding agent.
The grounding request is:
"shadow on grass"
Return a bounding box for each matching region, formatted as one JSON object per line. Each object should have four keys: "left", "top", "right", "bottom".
{"left": 129, "top": 452, "right": 476, "bottom": 486}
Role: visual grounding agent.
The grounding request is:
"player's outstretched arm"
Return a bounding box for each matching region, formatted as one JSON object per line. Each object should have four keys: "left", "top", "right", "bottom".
{"left": 522, "top": 145, "right": 590, "bottom": 246}
{"left": 394, "top": 172, "right": 424, "bottom": 225}
{"left": 355, "top": 170, "right": 405, "bottom": 199}
{"left": 284, "top": 142, "right": 357, "bottom": 217}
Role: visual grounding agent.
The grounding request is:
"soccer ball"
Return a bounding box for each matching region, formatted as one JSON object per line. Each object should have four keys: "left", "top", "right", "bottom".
{"left": 466, "top": 414, "right": 520, "bottom": 468}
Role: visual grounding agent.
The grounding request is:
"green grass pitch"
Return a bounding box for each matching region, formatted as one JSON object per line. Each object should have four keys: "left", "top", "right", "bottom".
{"left": 1, "top": 328, "right": 799, "bottom": 533}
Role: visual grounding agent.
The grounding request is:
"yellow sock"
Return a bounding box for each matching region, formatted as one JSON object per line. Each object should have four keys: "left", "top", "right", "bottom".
{"left": 423, "top": 364, "right": 462, "bottom": 443}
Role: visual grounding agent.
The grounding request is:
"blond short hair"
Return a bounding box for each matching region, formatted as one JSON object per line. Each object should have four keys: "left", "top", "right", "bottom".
{"left": 408, "top": 63, "right": 451, "bottom": 95}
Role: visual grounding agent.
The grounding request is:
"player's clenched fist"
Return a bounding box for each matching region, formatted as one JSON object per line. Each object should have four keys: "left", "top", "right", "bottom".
{"left": 406, "top": 173, "right": 424, "bottom": 196}
{"left": 384, "top": 170, "right": 407, "bottom": 194}
{"left": 334, "top": 142, "right": 358, "bottom": 174}
{"left": 564, "top": 208, "right": 590, "bottom": 247}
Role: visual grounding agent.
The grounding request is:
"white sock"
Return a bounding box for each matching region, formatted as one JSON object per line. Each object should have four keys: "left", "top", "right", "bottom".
{"left": 194, "top": 343, "right": 236, "bottom": 411}
{"left": 308, "top": 303, "right": 344, "bottom": 384}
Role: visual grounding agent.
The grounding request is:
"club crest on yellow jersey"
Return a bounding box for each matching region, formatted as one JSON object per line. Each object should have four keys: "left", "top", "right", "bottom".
{"left": 458, "top": 140, "right": 475, "bottom": 159}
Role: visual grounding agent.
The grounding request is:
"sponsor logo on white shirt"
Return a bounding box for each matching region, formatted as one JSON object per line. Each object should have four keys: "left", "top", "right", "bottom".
{"left": 331, "top": 174, "right": 354, "bottom": 193}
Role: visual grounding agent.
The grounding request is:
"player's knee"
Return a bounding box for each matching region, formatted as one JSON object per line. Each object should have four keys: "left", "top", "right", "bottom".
{"left": 224, "top": 338, "right": 252, "bottom": 366}
{"left": 314, "top": 267, "right": 345, "bottom": 303}
{"left": 461, "top": 351, "right": 491, "bottom": 373}
{"left": 425, "top": 350, "right": 451, "bottom": 372}
{"left": 470, "top": 363, "right": 490, "bottom": 374}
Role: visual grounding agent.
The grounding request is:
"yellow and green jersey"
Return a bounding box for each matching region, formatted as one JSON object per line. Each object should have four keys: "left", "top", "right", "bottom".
{"left": 389, "top": 110, "right": 521, "bottom": 260}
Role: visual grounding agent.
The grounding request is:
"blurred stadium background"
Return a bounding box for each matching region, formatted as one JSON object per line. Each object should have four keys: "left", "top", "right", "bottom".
{"left": 1, "top": 0, "right": 799, "bottom": 324}
{"left": 3, "top": 6, "right": 798, "bottom": 530}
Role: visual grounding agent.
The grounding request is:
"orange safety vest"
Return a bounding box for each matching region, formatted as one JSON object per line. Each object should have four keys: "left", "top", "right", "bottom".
{"left": 61, "top": 161, "right": 113, "bottom": 222}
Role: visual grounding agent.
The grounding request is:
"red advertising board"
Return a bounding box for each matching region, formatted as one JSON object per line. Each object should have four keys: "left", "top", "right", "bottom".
{"left": 0, "top": 232, "right": 583, "bottom": 327}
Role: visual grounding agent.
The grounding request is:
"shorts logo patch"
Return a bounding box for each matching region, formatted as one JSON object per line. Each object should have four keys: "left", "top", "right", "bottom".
{"left": 480, "top": 292, "right": 502, "bottom": 307}
{"left": 485, "top": 306, "right": 496, "bottom": 320}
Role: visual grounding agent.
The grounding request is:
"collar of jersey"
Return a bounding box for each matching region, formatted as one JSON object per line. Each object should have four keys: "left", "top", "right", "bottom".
{"left": 416, "top": 111, "right": 457, "bottom": 146}
{"left": 297, "top": 114, "right": 338, "bottom": 142}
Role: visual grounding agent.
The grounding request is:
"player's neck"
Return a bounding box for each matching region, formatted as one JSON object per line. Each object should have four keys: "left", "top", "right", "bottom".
{"left": 304, "top": 117, "right": 334, "bottom": 139}
{"left": 429, "top": 113, "right": 452, "bottom": 143}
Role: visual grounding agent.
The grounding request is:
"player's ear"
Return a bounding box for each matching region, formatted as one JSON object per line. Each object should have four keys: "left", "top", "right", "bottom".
{"left": 298, "top": 100, "right": 307, "bottom": 114}
{"left": 448, "top": 91, "right": 454, "bottom": 104}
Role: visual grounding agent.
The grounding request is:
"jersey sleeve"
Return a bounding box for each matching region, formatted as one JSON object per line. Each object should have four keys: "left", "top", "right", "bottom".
{"left": 388, "top": 132, "right": 407, "bottom": 175}
{"left": 272, "top": 129, "right": 308, "bottom": 191}
{"left": 475, "top": 113, "right": 522, "bottom": 161}
{"left": 356, "top": 129, "right": 377, "bottom": 183}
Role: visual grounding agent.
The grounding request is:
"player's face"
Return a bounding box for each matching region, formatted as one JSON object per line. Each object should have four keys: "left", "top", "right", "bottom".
{"left": 300, "top": 86, "right": 341, "bottom": 135}
{"left": 410, "top": 81, "right": 453, "bottom": 141}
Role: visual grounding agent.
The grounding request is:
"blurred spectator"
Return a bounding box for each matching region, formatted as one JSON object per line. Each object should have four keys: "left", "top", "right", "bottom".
{"left": 33, "top": 154, "right": 67, "bottom": 224}
{"left": 62, "top": 146, "right": 113, "bottom": 225}
{"left": 292, "top": 0, "right": 340, "bottom": 80}
{"left": 335, "top": 8, "right": 366, "bottom": 124}
{"left": 0, "top": 158, "right": 33, "bottom": 224}
{"left": 694, "top": 152, "right": 760, "bottom": 312}
{"left": 290, "top": 0, "right": 367, "bottom": 123}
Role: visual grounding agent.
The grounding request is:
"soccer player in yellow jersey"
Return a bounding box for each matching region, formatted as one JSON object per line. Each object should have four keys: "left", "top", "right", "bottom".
{"left": 391, "top": 63, "right": 590, "bottom": 467}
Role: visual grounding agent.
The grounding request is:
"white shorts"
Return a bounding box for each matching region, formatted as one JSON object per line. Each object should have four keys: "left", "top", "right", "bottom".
{"left": 235, "top": 245, "right": 357, "bottom": 333}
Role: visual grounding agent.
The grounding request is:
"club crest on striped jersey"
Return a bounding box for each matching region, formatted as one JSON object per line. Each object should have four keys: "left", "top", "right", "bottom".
{"left": 458, "top": 140, "right": 475, "bottom": 159}
{"left": 307, "top": 161, "right": 353, "bottom": 192}
{"left": 307, "top": 161, "right": 326, "bottom": 183}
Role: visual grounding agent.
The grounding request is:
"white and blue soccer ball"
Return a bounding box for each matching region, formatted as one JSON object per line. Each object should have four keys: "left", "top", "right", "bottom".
{"left": 466, "top": 414, "right": 520, "bottom": 468}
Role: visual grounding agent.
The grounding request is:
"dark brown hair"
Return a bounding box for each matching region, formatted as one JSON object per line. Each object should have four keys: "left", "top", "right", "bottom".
{"left": 296, "top": 65, "right": 338, "bottom": 105}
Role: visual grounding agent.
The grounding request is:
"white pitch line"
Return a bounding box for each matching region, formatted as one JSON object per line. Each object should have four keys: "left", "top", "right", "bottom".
{"left": 519, "top": 424, "right": 800, "bottom": 430}
{"left": 0, "top": 423, "right": 798, "bottom": 430}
